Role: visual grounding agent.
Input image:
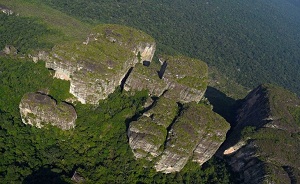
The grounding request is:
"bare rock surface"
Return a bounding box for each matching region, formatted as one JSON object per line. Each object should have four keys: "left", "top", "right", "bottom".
{"left": 19, "top": 93, "right": 77, "bottom": 130}
{"left": 154, "top": 102, "right": 229, "bottom": 173}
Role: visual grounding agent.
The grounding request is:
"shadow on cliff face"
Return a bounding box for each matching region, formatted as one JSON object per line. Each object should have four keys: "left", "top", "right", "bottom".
{"left": 204, "top": 86, "right": 241, "bottom": 126}
{"left": 23, "top": 167, "right": 68, "bottom": 184}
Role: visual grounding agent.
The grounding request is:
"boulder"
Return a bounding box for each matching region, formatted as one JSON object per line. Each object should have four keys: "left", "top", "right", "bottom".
{"left": 19, "top": 93, "right": 77, "bottom": 130}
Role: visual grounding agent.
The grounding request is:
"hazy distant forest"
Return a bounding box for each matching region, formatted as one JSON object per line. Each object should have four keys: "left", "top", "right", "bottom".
{"left": 39, "top": 0, "right": 300, "bottom": 96}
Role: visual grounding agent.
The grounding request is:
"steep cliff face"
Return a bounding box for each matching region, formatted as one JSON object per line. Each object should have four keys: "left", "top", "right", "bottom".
{"left": 221, "top": 84, "right": 300, "bottom": 183}
{"left": 124, "top": 63, "right": 167, "bottom": 97}
{"left": 162, "top": 56, "right": 207, "bottom": 103}
{"left": 154, "top": 103, "right": 229, "bottom": 173}
{"left": 128, "top": 95, "right": 229, "bottom": 173}
{"left": 45, "top": 24, "right": 156, "bottom": 104}
{"left": 19, "top": 93, "right": 77, "bottom": 130}
{"left": 125, "top": 55, "right": 226, "bottom": 173}
{"left": 125, "top": 55, "right": 208, "bottom": 103}
{"left": 128, "top": 96, "right": 178, "bottom": 159}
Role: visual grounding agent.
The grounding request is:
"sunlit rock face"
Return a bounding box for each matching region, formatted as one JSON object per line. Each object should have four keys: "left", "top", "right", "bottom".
{"left": 128, "top": 96, "right": 178, "bottom": 160}
{"left": 19, "top": 93, "right": 77, "bottom": 130}
{"left": 125, "top": 55, "right": 208, "bottom": 103}
{"left": 128, "top": 96, "right": 229, "bottom": 173}
{"left": 126, "top": 55, "right": 228, "bottom": 173}
{"left": 45, "top": 24, "right": 156, "bottom": 104}
{"left": 154, "top": 103, "right": 229, "bottom": 173}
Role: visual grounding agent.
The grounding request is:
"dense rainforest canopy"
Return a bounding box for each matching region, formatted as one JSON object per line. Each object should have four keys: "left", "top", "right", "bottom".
{"left": 38, "top": 0, "right": 300, "bottom": 96}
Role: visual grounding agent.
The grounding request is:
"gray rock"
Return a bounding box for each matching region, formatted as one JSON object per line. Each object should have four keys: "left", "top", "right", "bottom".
{"left": 154, "top": 103, "right": 229, "bottom": 173}
{"left": 45, "top": 24, "right": 156, "bottom": 104}
{"left": 19, "top": 93, "right": 77, "bottom": 130}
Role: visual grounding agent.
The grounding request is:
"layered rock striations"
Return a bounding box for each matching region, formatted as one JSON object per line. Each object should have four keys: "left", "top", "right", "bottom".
{"left": 161, "top": 56, "right": 208, "bottom": 103}
{"left": 154, "top": 103, "right": 229, "bottom": 173}
{"left": 128, "top": 94, "right": 230, "bottom": 173}
{"left": 15, "top": 21, "right": 229, "bottom": 174}
{"left": 19, "top": 93, "right": 77, "bottom": 130}
{"left": 45, "top": 24, "right": 156, "bottom": 104}
{"left": 124, "top": 55, "right": 208, "bottom": 102}
{"left": 126, "top": 55, "right": 229, "bottom": 173}
{"left": 128, "top": 96, "right": 178, "bottom": 159}
{"left": 220, "top": 84, "right": 300, "bottom": 183}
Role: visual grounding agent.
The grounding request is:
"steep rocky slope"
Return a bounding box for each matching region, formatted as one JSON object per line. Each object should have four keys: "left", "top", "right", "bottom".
{"left": 125, "top": 54, "right": 228, "bottom": 173}
{"left": 44, "top": 24, "right": 156, "bottom": 104}
{"left": 125, "top": 55, "right": 208, "bottom": 103}
{"left": 220, "top": 84, "right": 300, "bottom": 183}
{"left": 19, "top": 92, "right": 77, "bottom": 130}
{"left": 128, "top": 96, "right": 178, "bottom": 159}
{"left": 155, "top": 102, "right": 229, "bottom": 173}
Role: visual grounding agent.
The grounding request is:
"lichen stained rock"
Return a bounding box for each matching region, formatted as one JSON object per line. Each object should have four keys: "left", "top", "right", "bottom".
{"left": 128, "top": 95, "right": 179, "bottom": 160}
{"left": 124, "top": 55, "right": 208, "bottom": 103}
{"left": 19, "top": 92, "right": 77, "bottom": 130}
{"left": 45, "top": 24, "right": 156, "bottom": 104}
{"left": 154, "top": 103, "right": 229, "bottom": 173}
{"left": 161, "top": 55, "right": 208, "bottom": 103}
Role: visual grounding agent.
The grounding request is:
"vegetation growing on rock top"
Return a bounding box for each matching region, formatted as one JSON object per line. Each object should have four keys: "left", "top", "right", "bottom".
{"left": 2, "top": 0, "right": 300, "bottom": 183}
{"left": 154, "top": 102, "right": 230, "bottom": 173}
{"left": 19, "top": 92, "right": 77, "bottom": 130}
{"left": 162, "top": 55, "right": 208, "bottom": 91}
{"left": 221, "top": 84, "right": 300, "bottom": 183}
{"left": 92, "top": 24, "right": 155, "bottom": 46}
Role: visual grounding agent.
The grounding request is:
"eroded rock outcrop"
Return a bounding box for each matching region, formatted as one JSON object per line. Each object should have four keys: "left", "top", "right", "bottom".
{"left": 128, "top": 95, "right": 229, "bottom": 173}
{"left": 125, "top": 55, "right": 208, "bottom": 103}
{"left": 126, "top": 55, "right": 226, "bottom": 173}
{"left": 154, "top": 103, "right": 229, "bottom": 173}
{"left": 45, "top": 24, "right": 156, "bottom": 104}
{"left": 124, "top": 63, "right": 167, "bottom": 97}
{"left": 220, "top": 84, "right": 300, "bottom": 183}
{"left": 162, "top": 56, "right": 207, "bottom": 103}
{"left": 128, "top": 96, "right": 178, "bottom": 159}
{"left": 19, "top": 93, "right": 77, "bottom": 130}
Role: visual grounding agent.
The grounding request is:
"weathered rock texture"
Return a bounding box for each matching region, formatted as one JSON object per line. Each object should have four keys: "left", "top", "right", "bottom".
{"left": 124, "top": 63, "right": 167, "bottom": 97}
{"left": 2, "top": 45, "right": 17, "bottom": 55}
{"left": 162, "top": 56, "right": 208, "bottom": 103}
{"left": 19, "top": 93, "right": 77, "bottom": 130}
{"left": 128, "top": 95, "right": 229, "bottom": 173}
{"left": 125, "top": 55, "right": 208, "bottom": 103}
{"left": 45, "top": 24, "right": 155, "bottom": 104}
{"left": 220, "top": 84, "right": 300, "bottom": 183}
{"left": 128, "top": 96, "right": 178, "bottom": 159}
{"left": 126, "top": 55, "right": 224, "bottom": 173}
{"left": 154, "top": 103, "right": 229, "bottom": 173}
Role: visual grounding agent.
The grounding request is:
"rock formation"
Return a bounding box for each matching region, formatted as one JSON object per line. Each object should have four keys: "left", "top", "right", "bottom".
{"left": 128, "top": 93, "right": 230, "bottom": 173}
{"left": 19, "top": 93, "right": 77, "bottom": 130}
{"left": 128, "top": 96, "right": 178, "bottom": 159}
{"left": 45, "top": 24, "right": 156, "bottom": 104}
{"left": 126, "top": 54, "right": 229, "bottom": 173}
{"left": 220, "top": 84, "right": 300, "bottom": 183}
{"left": 154, "top": 102, "right": 229, "bottom": 173}
{"left": 2, "top": 45, "right": 18, "bottom": 55}
{"left": 124, "top": 55, "right": 208, "bottom": 103}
